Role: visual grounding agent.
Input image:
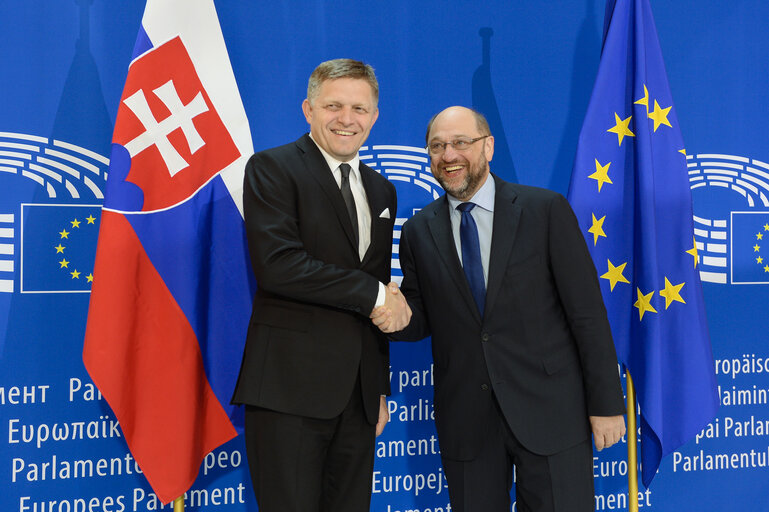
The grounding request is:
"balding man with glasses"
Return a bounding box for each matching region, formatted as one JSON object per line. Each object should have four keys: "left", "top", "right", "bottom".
{"left": 373, "top": 106, "right": 626, "bottom": 512}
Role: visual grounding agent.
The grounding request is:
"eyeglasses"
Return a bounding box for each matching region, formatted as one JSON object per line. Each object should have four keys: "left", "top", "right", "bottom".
{"left": 426, "top": 135, "right": 489, "bottom": 155}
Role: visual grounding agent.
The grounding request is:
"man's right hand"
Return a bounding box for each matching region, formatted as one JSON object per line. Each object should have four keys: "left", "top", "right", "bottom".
{"left": 371, "top": 282, "right": 411, "bottom": 333}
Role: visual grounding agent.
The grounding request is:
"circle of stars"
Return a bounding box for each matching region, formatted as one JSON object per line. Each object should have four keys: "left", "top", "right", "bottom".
{"left": 56, "top": 214, "right": 97, "bottom": 283}
{"left": 587, "top": 83, "right": 690, "bottom": 321}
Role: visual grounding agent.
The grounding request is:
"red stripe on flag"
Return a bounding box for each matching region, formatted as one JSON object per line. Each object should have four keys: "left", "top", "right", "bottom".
{"left": 83, "top": 211, "right": 237, "bottom": 503}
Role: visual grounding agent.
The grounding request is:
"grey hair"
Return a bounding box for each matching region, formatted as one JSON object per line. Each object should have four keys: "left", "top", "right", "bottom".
{"left": 307, "top": 59, "right": 379, "bottom": 105}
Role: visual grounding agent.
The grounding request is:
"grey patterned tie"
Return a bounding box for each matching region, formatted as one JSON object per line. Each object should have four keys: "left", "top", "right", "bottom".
{"left": 338, "top": 163, "right": 359, "bottom": 248}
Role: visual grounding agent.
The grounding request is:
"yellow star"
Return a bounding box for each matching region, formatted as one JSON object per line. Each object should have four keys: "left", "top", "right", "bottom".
{"left": 59, "top": 258, "right": 69, "bottom": 268}
{"left": 754, "top": 244, "right": 761, "bottom": 252}
{"left": 59, "top": 229, "right": 70, "bottom": 239}
{"left": 686, "top": 237, "right": 699, "bottom": 268}
{"left": 600, "top": 259, "right": 630, "bottom": 291}
{"left": 86, "top": 215, "right": 97, "bottom": 224}
{"left": 764, "top": 223, "right": 769, "bottom": 231}
{"left": 634, "top": 84, "right": 649, "bottom": 113}
{"left": 648, "top": 100, "right": 672, "bottom": 132}
{"left": 588, "top": 159, "right": 613, "bottom": 192}
{"left": 86, "top": 274, "right": 94, "bottom": 283}
{"left": 634, "top": 288, "right": 658, "bottom": 320}
{"left": 55, "top": 244, "right": 65, "bottom": 254}
{"left": 70, "top": 218, "right": 81, "bottom": 228}
{"left": 659, "top": 277, "right": 686, "bottom": 309}
{"left": 679, "top": 148, "right": 687, "bottom": 156}
{"left": 765, "top": 265, "right": 769, "bottom": 273}
{"left": 757, "top": 256, "right": 764, "bottom": 264}
{"left": 606, "top": 112, "right": 635, "bottom": 146}
{"left": 70, "top": 269, "right": 81, "bottom": 279}
{"left": 757, "top": 232, "right": 764, "bottom": 240}
{"left": 588, "top": 213, "right": 607, "bottom": 245}
{"left": 607, "top": 113, "right": 635, "bottom": 146}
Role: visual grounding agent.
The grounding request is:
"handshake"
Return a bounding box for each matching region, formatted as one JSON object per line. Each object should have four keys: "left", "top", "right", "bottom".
{"left": 370, "top": 282, "right": 411, "bottom": 333}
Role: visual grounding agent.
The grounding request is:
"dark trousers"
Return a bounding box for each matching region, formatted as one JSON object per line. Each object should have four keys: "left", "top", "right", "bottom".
{"left": 244, "top": 379, "right": 376, "bottom": 512}
{"left": 441, "top": 396, "right": 594, "bottom": 512}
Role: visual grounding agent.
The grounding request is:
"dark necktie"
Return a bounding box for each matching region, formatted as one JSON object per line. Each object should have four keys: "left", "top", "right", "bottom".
{"left": 339, "top": 163, "right": 359, "bottom": 248}
{"left": 457, "top": 202, "right": 485, "bottom": 315}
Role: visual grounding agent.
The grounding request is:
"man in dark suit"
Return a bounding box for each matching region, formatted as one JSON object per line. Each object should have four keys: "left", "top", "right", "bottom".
{"left": 373, "top": 106, "right": 626, "bottom": 512}
{"left": 232, "top": 59, "right": 411, "bottom": 512}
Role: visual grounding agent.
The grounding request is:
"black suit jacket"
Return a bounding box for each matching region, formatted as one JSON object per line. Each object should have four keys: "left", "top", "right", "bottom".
{"left": 232, "top": 134, "right": 396, "bottom": 424}
{"left": 395, "top": 175, "right": 625, "bottom": 459}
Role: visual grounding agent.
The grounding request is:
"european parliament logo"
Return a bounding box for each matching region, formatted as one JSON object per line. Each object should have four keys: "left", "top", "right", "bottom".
{"left": 688, "top": 153, "right": 769, "bottom": 285}
{"left": 0, "top": 132, "right": 108, "bottom": 294}
{"left": 360, "top": 144, "right": 443, "bottom": 285}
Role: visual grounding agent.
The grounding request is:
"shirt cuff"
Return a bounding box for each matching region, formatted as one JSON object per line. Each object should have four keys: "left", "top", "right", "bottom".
{"left": 375, "top": 282, "right": 387, "bottom": 307}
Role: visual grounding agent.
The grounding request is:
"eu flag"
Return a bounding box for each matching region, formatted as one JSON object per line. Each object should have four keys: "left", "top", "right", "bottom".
{"left": 731, "top": 212, "right": 769, "bottom": 284}
{"left": 21, "top": 204, "right": 100, "bottom": 293}
{"left": 568, "top": 0, "right": 719, "bottom": 486}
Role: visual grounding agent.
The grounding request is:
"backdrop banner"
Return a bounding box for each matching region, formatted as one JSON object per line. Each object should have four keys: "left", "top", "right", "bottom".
{"left": 1, "top": 2, "right": 767, "bottom": 511}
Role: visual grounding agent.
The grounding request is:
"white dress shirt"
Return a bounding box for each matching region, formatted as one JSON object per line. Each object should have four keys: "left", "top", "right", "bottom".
{"left": 446, "top": 173, "right": 495, "bottom": 285}
{"left": 309, "top": 135, "right": 386, "bottom": 307}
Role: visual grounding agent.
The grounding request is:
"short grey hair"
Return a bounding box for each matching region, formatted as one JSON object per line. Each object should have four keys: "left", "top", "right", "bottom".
{"left": 307, "top": 59, "right": 379, "bottom": 105}
{"left": 425, "top": 108, "right": 491, "bottom": 144}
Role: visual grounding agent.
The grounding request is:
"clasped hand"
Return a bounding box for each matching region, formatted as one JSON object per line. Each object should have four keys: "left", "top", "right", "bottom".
{"left": 370, "top": 282, "right": 411, "bottom": 333}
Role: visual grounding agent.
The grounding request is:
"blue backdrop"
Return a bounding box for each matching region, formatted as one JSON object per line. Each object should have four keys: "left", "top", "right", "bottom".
{"left": 1, "top": 1, "right": 768, "bottom": 511}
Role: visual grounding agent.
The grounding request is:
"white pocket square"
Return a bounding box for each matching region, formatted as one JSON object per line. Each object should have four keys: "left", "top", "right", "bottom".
{"left": 379, "top": 208, "right": 391, "bottom": 219}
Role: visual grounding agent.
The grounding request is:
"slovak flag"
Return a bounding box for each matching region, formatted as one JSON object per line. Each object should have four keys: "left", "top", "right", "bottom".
{"left": 83, "top": 0, "right": 254, "bottom": 504}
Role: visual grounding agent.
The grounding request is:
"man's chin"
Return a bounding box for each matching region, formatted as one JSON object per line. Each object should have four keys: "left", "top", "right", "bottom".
{"left": 440, "top": 182, "right": 468, "bottom": 199}
{"left": 330, "top": 143, "right": 363, "bottom": 160}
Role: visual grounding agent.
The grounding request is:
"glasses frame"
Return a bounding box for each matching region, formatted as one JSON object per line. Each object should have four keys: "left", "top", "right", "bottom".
{"left": 426, "top": 135, "right": 490, "bottom": 155}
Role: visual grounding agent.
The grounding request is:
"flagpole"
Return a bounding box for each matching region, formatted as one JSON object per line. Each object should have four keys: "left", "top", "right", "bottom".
{"left": 626, "top": 371, "right": 639, "bottom": 512}
{"left": 174, "top": 497, "right": 184, "bottom": 512}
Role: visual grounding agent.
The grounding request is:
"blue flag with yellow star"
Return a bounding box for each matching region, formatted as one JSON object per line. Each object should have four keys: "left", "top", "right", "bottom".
{"left": 568, "top": 0, "right": 719, "bottom": 487}
{"left": 21, "top": 204, "right": 101, "bottom": 293}
{"left": 731, "top": 212, "right": 769, "bottom": 283}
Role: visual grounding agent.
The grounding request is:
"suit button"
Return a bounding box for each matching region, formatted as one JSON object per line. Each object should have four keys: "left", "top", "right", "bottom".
{"left": 481, "top": 384, "right": 489, "bottom": 391}
{"left": 481, "top": 333, "right": 489, "bottom": 342}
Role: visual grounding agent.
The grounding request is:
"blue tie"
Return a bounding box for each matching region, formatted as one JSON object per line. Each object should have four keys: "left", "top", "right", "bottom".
{"left": 456, "top": 202, "right": 485, "bottom": 315}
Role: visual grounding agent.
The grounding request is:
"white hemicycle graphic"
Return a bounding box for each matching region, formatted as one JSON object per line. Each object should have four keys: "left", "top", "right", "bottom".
{"left": 360, "top": 144, "right": 443, "bottom": 285}
{"left": 0, "top": 213, "right": 14, "bottom": 293}
{"left": 688, "top": 153, "right": 769, "bottom": 284}
{"left": 0, "top": 132, "right": 108, "bottom": 200}
{"left": 0, "top": 131, "right": 108, "bottom": 294}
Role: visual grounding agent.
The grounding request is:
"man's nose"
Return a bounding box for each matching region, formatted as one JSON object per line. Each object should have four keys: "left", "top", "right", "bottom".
{"left": 442, "top": 143, "right": 459, "bottom": 160}
{"left": 338, "top": 107, "right": 354, "bottom": 125}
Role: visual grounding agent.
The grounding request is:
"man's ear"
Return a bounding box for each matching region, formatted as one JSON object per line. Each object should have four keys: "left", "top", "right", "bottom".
{"left": 301, "top": 98, "right": 313, "bottom": 124}
{"left": 485, "top": 135, "right": 495, "bottom": 162}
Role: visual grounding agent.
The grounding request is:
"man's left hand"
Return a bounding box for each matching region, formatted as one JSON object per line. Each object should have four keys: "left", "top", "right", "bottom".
{"left": 589, "top": 415, "right": 626, "bottom": 451}
{"left": 376, "top": 395, "right": 389, "bottom": 436}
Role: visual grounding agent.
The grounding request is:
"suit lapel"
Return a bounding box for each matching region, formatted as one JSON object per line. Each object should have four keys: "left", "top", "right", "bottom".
{"left": 296, "top": 135, "right": 359, "bottom": 255}
{"left": 359, "top": 164, "right": 381, "bottom": 265}
{"left": 427, "top": 198, "right": 482, "bottom": 324}
{"left": 485, "top": 177, "right": 521, "bottom": 316}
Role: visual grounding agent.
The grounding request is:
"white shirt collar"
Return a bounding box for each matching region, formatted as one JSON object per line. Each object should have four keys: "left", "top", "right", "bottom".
{"left": 308, "top": 133, "right": 361, "bottom": 177}
{"left": 447, "top": 172, "right": 495, "bottom": 212}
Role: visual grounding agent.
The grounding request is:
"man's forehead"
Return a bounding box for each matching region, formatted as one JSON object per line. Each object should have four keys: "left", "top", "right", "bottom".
{"left": 429, "top": 125, "right": 476, "bottom": 140}
{"left": 429, "top": 110, "right": 478, "bottom": 138}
